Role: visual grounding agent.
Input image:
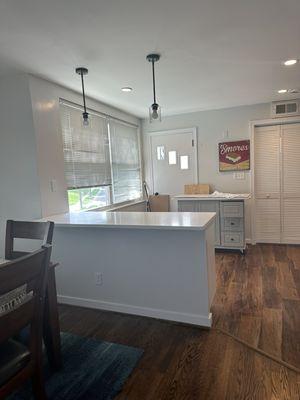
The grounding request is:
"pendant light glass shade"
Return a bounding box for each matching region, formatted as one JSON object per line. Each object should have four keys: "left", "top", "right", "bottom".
{"left": 82, "top": 111, "right": 89, "bottom": 126}
{"left": 149, "top": 103, "right": 161, "bottom": 123}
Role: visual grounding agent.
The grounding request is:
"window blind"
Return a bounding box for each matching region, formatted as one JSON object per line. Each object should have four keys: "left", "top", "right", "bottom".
{"left": 109, "top": 120, "right": 142, "bottom": 203}
{"left": 60, "top": 103, "right": 111, "bottom": 189}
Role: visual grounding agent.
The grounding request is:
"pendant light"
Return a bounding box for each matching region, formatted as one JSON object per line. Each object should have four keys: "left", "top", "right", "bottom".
{"left": 76, "top": 67, "right": 89, "bottom": 126}
{"left": 146, "top": 54, "right": 161, "bottom": 122}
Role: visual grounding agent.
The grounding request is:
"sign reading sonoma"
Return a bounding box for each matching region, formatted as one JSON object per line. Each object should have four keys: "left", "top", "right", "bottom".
{"left": 219, "top": 140, "right": 250, "bottom": 171}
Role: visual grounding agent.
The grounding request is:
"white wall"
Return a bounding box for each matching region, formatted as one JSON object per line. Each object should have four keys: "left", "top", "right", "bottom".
{"left": 0, "top": 73, "right": 141, "bottom": 255}
{"left": 142, "top": 103, "right": 271, "bottom": 240}
{"left": 28, "top": 75, "right": 141, "bottom": 218}
{"left": 0, "top": 74, "right": 42, "bottom": 255}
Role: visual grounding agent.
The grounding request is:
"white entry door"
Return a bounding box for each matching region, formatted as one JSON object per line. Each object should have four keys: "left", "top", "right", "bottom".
{"left": 150, "top": 128, "right": 198, "bottom": 196}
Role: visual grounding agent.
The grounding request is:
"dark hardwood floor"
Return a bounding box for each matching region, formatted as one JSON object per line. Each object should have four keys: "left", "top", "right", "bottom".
{"left": 59, "top": 244, "right": 300, "bottom": 399}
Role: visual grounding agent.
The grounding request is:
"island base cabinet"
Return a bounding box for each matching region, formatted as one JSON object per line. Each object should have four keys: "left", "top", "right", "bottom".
{"left": 178, "top": 200, "right": 220, "bottom": 245}
{"left": 178, "top": 199, "right": 246, "bottom": 252}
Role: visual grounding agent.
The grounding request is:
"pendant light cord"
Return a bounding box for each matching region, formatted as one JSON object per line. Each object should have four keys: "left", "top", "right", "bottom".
{"left": 152, "top": 60, "right": 157, "bottom": 104}
{"left": 80, "top": 71, "right": 87, "bottom": 114}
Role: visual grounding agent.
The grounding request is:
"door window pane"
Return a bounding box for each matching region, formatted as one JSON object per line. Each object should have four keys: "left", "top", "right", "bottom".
{"left": 157, "top": 146, "right": 165, "bottom": 160}
{"left": 180, "top": 155, "right": 189, "bottom": 170}
{"left": 168, "top": 151, "right": 177, "bottom": 165}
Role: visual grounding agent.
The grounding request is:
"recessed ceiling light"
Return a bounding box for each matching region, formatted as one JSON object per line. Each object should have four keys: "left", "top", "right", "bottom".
{"left": 121, "top": 87, "right": 133, "bottom": 92}
{"left": 278, "top": 89, "right": 288, "bottom": 94}
{"left": 283, "top": 59, "right": 298, "bottom": 66}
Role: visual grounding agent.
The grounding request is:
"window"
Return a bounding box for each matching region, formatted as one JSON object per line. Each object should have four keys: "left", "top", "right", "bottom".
{"left": 68, "top": 186, "right": 111, "bottom": 212}
{"left": 109, "top": 120, "right": 142, "bottom": 204}
{"left": 60, "top": 102, "right": 142, "bottom": 211}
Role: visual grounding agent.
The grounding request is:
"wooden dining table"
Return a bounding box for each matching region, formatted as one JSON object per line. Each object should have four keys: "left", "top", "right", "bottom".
{"left": 0, "top": 258, "right": 62, "bottom": 371}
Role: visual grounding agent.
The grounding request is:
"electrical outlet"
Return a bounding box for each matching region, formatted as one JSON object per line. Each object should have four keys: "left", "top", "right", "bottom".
{"left": 94, "top": 272, "right": 103, "bottom": 286}
{"left": 234, "top": 172, "right": 245, "bottom": 180}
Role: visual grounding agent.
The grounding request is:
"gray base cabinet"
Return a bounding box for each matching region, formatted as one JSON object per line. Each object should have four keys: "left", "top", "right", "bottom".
{"left": 178, "top": 199, "right": 246, "bottom": 251}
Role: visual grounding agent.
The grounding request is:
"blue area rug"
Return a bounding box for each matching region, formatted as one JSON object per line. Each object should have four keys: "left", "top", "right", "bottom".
{"left": 9, "top": 332, "right": 143, "bottom": 400}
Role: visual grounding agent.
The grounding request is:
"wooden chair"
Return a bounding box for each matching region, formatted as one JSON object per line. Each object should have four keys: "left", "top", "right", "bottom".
{"left": 0, "top": 246, "right": 52, "bottom": 400}
{"left": 5, "top": 220, "right": 62, "bottom": 370}
{"left": 5, "top": 220, "right": 54, "bottom": 260}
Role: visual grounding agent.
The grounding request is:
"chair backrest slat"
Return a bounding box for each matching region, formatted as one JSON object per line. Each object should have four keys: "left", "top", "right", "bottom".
{"left": 0, "top": 246, "right": 52, "bottom": 345}
{"left": 5, "top": 220, "right": 54, "bottom": 260}
{"left": 0, "top": 251, "right": 46, "bottom": 296}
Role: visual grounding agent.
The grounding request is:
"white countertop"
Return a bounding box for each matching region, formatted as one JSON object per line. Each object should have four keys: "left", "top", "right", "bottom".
{"left": 41, "top": 211, "right": 216, "bottom": 231}
{"left": 174, "top": 193, "right": 250, "bottom": 201}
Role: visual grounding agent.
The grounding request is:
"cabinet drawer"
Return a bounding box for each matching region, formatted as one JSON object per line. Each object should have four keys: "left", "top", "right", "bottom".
{"left": 221, "top": 217, "right": 244, "bottom": 232}
{"left": 221, "top": 232, "right": 244, "bottom": 247}
{"left": 220, "top": 201, "right": 244, "bottom": 218}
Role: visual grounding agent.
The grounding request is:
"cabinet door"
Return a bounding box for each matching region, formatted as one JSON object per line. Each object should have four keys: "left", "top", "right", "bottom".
{"left": 281, "top": 123, "right": 300, "bottom": 243}
{"left": 254, "top": 125, "right": 281, "bottom": 243}
{"left": 177, "top": 200, "right": 199, "bottom": 212}
{"left": 198, "top": 201, "right": 220, "bottom": 245}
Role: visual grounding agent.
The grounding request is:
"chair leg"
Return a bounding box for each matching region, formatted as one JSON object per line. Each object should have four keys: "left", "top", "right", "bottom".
{"left": 43, "top": 267, "right": 62, "bottom": 370}
{"left": 32, "top": 367, "right": 48, "bottom": 400}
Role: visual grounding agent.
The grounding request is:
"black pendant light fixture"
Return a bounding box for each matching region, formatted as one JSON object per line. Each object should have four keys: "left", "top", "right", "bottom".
{"left": 76, "top": 67, "right": 89, "bottom": 126}
{"left": 146, "top": 53, "right": 161, "bottom": 122}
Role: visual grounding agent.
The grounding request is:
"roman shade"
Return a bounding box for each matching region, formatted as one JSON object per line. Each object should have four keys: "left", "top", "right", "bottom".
{"left": 109, "top": 119, "right": 142, "bottom": 203}
{"left": 60, "top": 103, "right": 111, "bottom": 189}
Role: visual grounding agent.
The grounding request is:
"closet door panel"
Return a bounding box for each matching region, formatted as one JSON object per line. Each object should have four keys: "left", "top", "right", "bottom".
{"left": 254, "top": 125, "right": 281, "bottom": 242}
{"left": 282, "top": 199, "right": 300, "bottom": 243}
{"left": 282, "top": 123, "right": 300, "bottom": 195}
{"left": 254, "top": 126, "right": 281, "bottom": 198}
{"left": 282, "top": 123, "right": 300, "bottom": 243}
{"left": 255, "top": 198, "right": 281, "bottom": 243}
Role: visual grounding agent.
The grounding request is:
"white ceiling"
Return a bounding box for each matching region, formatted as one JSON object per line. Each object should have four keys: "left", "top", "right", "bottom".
{"left": 0, "top": 0, "right": 300, "bottom": 118}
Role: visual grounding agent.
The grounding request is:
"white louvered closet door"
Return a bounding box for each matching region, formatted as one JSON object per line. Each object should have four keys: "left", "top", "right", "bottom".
{"left": 254, "top": 125, "right": 281, "bottom": 243}
{"left": 281, "top": 123, "right": 300, "bottom": 243}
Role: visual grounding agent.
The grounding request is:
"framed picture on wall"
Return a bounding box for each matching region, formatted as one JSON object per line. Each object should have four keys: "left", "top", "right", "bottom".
{"left": 219, "top": 140, "right": 250, "bottom": 171}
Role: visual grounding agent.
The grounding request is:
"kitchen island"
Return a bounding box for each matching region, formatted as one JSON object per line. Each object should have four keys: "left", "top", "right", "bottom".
{"left": 42, "top": 211, "right": 216, "bottom": 327}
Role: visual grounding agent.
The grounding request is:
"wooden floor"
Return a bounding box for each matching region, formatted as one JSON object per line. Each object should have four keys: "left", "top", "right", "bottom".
{"left": 59, "top": 244, "right": 300, "bottom": 399}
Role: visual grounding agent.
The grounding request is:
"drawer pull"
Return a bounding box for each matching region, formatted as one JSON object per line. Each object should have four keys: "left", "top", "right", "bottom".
{"left": 230, "top": 222, "right": 235, "bottom": 225}
{"left": 230, "top": 238, "right": 234, "bottom": 241}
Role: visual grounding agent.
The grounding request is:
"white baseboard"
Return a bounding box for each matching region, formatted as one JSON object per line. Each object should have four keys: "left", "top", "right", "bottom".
{"left": 57, "top": 294, "right": 212, "bottom": 328}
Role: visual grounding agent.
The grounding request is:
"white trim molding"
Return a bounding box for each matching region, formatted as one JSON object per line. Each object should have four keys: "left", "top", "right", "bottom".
{"left": 58, "top": 294, "right": 212, "bottom": 327}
